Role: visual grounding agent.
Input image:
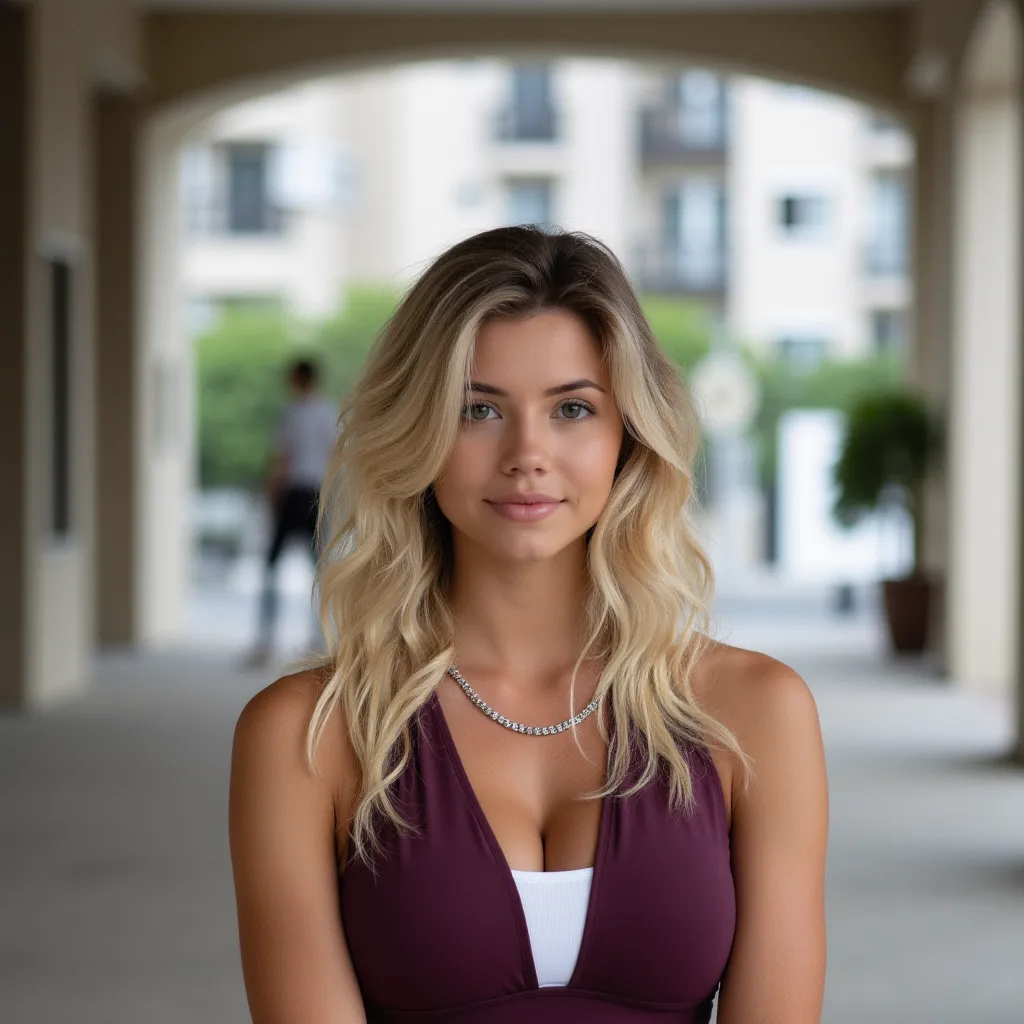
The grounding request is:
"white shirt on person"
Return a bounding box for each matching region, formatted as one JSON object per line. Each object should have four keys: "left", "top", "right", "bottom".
{"left": 273, "top": 394, "right": 338, "bottom": 488}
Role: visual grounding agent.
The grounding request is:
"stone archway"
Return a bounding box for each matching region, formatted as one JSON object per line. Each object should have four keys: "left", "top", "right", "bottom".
{"left": 145, "top": 7, "right": 913, "bottom": 118}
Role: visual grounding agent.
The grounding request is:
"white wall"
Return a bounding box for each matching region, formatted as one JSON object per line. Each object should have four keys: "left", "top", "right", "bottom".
{"left": 777, "top": 410, "right": 914, "bottom": 585}
{"left": 729, "top": 80, "right": 875, "bottom": 358}
{"left": 391, "top": 60, "right": 503, "bottom": 278}
{"left": 344, "top": 58, "right": 637, "bottom": 284}
{"left": 559, "top": 61, "right": 637, "bottom": 258}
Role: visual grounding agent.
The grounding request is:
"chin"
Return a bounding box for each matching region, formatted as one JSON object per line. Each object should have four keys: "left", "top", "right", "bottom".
{"left": 488, "top": 538, "right": 560, "bottom": 563}
{"left": 488, "top": 528, "right": 588, "bottom": 564}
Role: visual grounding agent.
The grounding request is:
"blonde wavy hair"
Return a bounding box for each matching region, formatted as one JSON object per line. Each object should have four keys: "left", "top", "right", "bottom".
{"left": 309, "top": 226, "right": 746, "bottom": 862}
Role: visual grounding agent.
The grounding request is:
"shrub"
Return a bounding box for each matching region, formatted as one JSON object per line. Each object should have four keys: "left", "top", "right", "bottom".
{"left": 833, "top": 389, "right": 942, "bottom": 575}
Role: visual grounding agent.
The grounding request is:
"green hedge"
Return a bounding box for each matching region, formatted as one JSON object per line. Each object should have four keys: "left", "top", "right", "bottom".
{"left": 194, "top": 308, "right": 293, "bottom": 489}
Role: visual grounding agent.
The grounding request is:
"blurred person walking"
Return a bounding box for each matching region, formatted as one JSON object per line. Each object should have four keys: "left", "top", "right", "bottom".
{"left": 245, "top": 357, "right": 337, "bottom": 668}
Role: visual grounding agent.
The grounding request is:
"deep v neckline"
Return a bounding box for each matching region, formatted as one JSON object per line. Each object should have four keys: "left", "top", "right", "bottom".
{"left": 428, "top": 691, "right": 614, "bottom": 991}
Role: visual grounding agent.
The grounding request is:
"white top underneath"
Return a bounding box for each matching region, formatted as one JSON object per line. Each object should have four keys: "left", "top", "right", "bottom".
{"left": 509, "top": 867, "right": 594, "bottom": 988}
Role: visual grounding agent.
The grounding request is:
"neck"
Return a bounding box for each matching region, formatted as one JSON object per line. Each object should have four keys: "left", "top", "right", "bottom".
{"left": 448, "top": 538, "right": 591, "bottom": 679}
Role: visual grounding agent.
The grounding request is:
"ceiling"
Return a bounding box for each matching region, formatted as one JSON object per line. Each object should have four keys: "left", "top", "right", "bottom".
{"left": 144, "top": 1, "right": 912, "bottom": 10}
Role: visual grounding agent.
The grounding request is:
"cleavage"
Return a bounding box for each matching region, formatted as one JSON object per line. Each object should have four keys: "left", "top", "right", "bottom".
{"left": 477, "top": 784, "right": 605, "bottom": 872}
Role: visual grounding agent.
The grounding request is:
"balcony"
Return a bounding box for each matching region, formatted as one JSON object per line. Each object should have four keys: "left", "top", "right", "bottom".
{"left": 864, "top": 242, "right": 908, "bottom": 279}
{"left": 494, "top": 104, "right": 559, "bottom": 143}
{"left": 185, "top": 199, "right": 287, "bottom": 238}
{"left": 640, "top": 106, "right": 728, "bottom": 166}
{"left": 862, "top": 242, "right": 910, "bottom": 309}
{"left": 634, "top": 245, "right": 728, "bottom": 297}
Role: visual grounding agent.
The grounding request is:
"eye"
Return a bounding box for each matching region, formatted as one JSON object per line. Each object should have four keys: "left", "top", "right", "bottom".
{"left": 461, "top": 402, "right": 497, "bottom": 422}
{"left": 556, "top": 400, "right": 595, "bottom": 421}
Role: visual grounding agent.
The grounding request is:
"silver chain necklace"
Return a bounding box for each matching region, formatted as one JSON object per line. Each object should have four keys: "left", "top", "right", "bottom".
{"left": 446, "top": 666, "right": 600, "bottom": 736}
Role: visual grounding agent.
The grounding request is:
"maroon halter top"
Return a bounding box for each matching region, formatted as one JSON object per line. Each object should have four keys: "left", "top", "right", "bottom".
{"left": 340, "top": 692, "right": 735, "bottom": 1022}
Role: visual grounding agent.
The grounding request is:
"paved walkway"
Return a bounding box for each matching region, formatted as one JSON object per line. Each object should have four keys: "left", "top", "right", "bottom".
{"left": 1, "top": 606, "right": 1021, "bottom": 1023}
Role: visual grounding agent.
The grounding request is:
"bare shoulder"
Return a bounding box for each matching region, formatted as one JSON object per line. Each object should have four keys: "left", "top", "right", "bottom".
{"left": 692, "top": 639, "right": 821, "bottom": 753}
{"left": 696, "top": 642, "right": 829, "bottom": 1022}
{"left": 235, "top": 668, "right": 326, "bottom": 768}
{"left": 692, "top": 634, "right": 819, "bottom": 724}
{"left": 235, "top": 667, "right": 325, "bottom": 735}
{"left": 232, "top": 666, "right": 359, "bottom": 835}
{"left": 229, "top": 668, "right": 368, "bottom": 1021}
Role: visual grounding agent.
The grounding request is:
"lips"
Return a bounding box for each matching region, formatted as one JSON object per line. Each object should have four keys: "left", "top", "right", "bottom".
{"left": 485, "top": 494, "right": 563, "bottom": 523}
{"left": 487, "top": 493, "right": 562, "bottom": 504}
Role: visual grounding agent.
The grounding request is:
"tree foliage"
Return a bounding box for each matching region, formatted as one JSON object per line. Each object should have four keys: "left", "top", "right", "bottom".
{"left": 194, "top": 308, "right": 295, "bottom": 489}
{"left": 832, "top": 389, "right": 941, "bottom": 574}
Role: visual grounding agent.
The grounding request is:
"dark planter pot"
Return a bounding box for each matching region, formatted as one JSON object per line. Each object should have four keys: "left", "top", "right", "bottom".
{"left": 882, "top": 576, "right": 933, "bottom": 654}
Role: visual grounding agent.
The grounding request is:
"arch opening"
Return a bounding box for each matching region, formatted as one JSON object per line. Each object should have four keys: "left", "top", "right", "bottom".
{"left": 122, "top": 51, "right": 921, "bottom": 658}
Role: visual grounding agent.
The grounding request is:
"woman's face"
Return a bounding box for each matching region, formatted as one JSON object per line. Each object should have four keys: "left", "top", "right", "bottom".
{"left": 433, "top": 309, "right": 625, "bottom": 565}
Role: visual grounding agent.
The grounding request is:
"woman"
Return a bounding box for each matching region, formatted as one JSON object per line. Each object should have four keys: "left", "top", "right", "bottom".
{"left": 229, "top": 226, "right": 829, "bottom": 1023}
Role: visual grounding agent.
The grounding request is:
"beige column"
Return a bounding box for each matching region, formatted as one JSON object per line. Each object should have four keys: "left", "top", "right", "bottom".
{"left": 94, "top": 91, "right": 141, "bottom": 645}
{"left": 139, "top": 112, "right": 196, "bottom": 643}
{"left": 947, "top": 16, "right": 1022, "bottom": 703}
{"left": 0, "top": 5, "right": 30, "bottom": 705}
{"left": 1016, "top": 73, "right": 1024, "bottom": 762}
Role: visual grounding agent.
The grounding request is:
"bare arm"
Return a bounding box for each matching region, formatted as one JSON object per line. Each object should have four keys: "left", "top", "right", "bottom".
{"left": 716, "top": 659, "right": 829, "bottom": 1023}
{"left": 229, "top": 672, "right": 366, "bottom": 1023}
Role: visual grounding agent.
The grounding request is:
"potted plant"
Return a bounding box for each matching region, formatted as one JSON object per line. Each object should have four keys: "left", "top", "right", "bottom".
{"left": 832, "top": 390, "right": 942, "bottom": 653}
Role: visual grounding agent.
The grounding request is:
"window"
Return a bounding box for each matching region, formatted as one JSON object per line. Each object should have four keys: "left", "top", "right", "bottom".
{"left": 867, "top": 171, "right": 908, "bottom": 276}
{"left": 778, "top": 194, "right": 830, "bottom": 239}
{"left": 48, "top": 258, "right": 72, "bottom": 536}
{"left": 869, "top": 111, "right": 904, "bottom": 134}
{"left": 506, "top": 179, "right": 554, "bottom": 227}
{"left": 776, "top": 334, "right": 829, "bottom": 371}
{"left": 181, "top": 145, "right": 217, "bottom": 236}
{"left": 501, "top": 64, "right": 557, "bottom": 141}
{"left": 661, "top": 177, "right": 727, "bottom": 287}
{"left": 673, "top": 70, "right": 727, "bottom": 149}
{"left": 226, "top": 143, "right": 281, "bottom": 234}
{"left": 871, "top": 309, "right": 908, "bottom": 354}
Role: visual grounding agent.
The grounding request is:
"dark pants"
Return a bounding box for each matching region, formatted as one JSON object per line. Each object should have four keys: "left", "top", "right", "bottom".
{"left": 258, "top": 486, "right": 321, "bottom": 645}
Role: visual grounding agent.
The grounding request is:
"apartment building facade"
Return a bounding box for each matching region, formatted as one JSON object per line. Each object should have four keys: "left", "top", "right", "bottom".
{"left": 181, "top": 58, "right": 911, "bottom": 369}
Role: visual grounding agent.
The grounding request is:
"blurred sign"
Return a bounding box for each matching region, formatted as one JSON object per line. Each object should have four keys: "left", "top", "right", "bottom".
{"left": 690, "top": 351, "right": 760, "bottom": 438}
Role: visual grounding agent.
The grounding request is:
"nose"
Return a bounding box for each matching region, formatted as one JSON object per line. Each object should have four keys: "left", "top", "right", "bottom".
{"left": 498, "top": 410, "right": 550, "bottom": 476}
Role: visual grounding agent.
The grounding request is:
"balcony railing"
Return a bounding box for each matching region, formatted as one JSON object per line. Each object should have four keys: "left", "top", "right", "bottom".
{"left": 634, "top": 245, "right": 728, "bottom": 296}
{"left": 185, "top": 199, "right": 287, "bottom": 238}
{"left": 864, "top": 243, "right": 908, "bottom": 278}
{"left": 640, "top": 106, "right": 728, "bottom": 165}
{"left": 494, "top": 105, "right": 560, "bottom": 143}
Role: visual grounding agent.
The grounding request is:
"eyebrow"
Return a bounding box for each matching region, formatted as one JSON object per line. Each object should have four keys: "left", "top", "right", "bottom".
{"left": 468, "top": 378, "right": 607, "bottom": 398}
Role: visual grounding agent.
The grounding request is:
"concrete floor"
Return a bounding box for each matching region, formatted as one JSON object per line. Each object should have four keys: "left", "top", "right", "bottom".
{"left": 1, "top": 606, "right": 1022, "bottom": 1023}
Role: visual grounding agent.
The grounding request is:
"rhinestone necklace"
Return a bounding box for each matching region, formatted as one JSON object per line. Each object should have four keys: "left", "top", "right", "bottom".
{"left": 446, "top": 665, "right": 600, "bottom": 736}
